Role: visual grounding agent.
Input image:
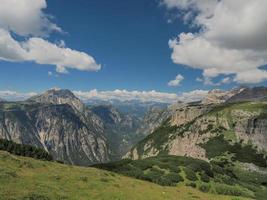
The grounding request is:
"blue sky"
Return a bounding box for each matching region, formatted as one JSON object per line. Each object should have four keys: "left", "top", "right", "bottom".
{"left": 0, "top": 0, "right": 267, "bottom": 102}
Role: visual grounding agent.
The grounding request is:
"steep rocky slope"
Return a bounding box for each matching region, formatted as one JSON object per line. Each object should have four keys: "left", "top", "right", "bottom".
{"left": 0, "top": 90, "right": 110, "bottom": 166}
{"left": 125, "top": 101, "right": 267, "bottom": 163}
{"left": 137, "top": 106, "right": 172, "bottom": 135}
{"left": 90, "top": 105, "right": 143, "bottom": 160}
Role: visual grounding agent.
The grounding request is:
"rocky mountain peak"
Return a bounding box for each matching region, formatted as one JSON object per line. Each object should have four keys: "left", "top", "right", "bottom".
{"left": 227, "top": 86, "right": 267, "bottom": 103}
{"left": 201, "top": 87, "right": 244, "bottom": 105}
{"left": 28, "top": 88, "right": 85, "bottom": 112}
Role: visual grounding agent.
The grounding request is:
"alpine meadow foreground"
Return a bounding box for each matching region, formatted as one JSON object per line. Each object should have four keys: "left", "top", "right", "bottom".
{"left": 0, "top": 151, "right": 250, "bottom": 200}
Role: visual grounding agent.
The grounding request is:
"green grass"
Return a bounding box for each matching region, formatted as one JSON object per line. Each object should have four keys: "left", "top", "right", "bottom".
{"left": 0, "top": 151, "right": 249, "bottom": 200}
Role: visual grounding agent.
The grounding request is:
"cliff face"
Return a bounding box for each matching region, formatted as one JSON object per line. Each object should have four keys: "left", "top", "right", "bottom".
{"left": 125, "top": 101, "right": 267, "bottom": 161}
{"left": 0, "top": 90, "right": 110, "bottom": 166}
{"left": 235, "top": 113, "right": 267, "bottom": 152}
{"left": 137, "top": 107, "right": 171, "bottom": 135}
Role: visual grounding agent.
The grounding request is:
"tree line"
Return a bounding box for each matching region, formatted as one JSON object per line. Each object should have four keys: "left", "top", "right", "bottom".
{"left": 0, "top": 138, "right": 53, "bottom": 161}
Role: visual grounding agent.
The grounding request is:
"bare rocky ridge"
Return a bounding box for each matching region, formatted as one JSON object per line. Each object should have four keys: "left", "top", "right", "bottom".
{"left": 201, "top": 88, "right": 244, "bottom": 105}
{"left": 227, "top": 86, "right": 267, "bottom": 103}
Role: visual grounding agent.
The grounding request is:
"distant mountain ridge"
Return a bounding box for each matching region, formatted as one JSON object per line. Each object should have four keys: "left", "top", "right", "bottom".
{"left": 227, "top": 86, "right": 267, "bottom": 103}
{"left": 87, "top": 99, "right": 169, "bottom": 118}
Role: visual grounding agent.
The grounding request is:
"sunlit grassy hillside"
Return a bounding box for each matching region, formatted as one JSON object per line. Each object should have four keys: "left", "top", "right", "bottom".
{"left": 0, "top": 151, "right": 250, "bottom": 200}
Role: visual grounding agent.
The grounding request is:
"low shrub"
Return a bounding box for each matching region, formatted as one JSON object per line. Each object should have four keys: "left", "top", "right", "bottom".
{"left": 184, "top": 168, "right": 198, "bottom": 181}
{"left": 199, "top": 184, "right": 210, "bottom": 193}
{"left": 214, "top": 184, "right": 254, "bottom": 198}
{"left": 200, "top": 172, "right": 210, "bottom": 183}
{"left": 186, "top": 182, "right": 197, "bottom": 188}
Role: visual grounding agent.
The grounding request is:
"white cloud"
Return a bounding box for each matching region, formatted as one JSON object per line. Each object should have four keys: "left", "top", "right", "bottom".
{"left": 74, "top": 89, "right": 209, "bottom": 103}
{"left": 177, "top": 89, "right": 209, "bottom": 102}
{"left": 196, "top": 76, "right": 232, "bottom": 86}
{"left": 0, "top": 0, "right": 61, "bottom": 37}
{"left": 0, "top": 89, "right": 209, "bottom": 103}
{"left": 24, "top": 37, "right": 101, "bottom": 73}
{"left": 163, "top": 0, "right": 267, "bottom": 84}
{"left": 74, "top": 89, "right": 179, "bottom": 103}
{"left": 0, "top": 0, "right": 100, "bottom": 73}
{"left": 0, "top": 90, "right": 37, "bottom": 101}
{"left": 168, "top": 74, "right": 184, "bottom": 86}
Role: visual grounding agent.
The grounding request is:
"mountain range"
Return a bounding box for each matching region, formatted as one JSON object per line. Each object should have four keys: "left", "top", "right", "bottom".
{"left": 0, "top": 89, "right": 167, "bottom": 165}
{"left": 1, "top": 86, "right": 267, "bottom": 199}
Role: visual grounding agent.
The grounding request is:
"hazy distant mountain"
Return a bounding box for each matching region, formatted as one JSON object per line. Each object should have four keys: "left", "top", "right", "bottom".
{"left": 91, "top": 105, "right": 143, "bottom": 160}
{"left": 87, "top": 99, "right": 169, "bottom": 118}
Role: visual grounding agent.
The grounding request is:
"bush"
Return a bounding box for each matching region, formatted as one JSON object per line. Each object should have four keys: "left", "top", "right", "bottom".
{"left": 164, "top": 172, "right": 184, "bottom": 184}
{"left": 214, "top": 184, "right": 254, "bottom": 198}
{"left": 184, "top": 168, "right": 198, "bottom": 181}
{"left": 214, "top": 174, "right": 235, "bottom": 186}
{"left": 200, "top": 172, "right": 210, "bottom": 183}
{"left": 186, "top": 182, "right": 197, "bottom": 188}
{"left": 199, "top": 184, "right": 210, "bottom": 193}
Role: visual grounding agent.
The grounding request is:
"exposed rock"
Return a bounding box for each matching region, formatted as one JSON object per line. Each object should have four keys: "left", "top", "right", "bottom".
{"left": 126, "top": 101, "right": 267, "bottom": 162}
{"left": 0, "top": 90, "right": 110, "bottom": 166}
{"left": 29, "top": 88, "right": 85, "bottom": 112}
{"left": 227, "top": 86, "right": 267, "bottom": 103}
{"left": 202, "top": 88, "right": 244, "bottom": 105}
{"left": 170, "top": 103, "right": 209, "bottom": 126}
{"left": 137, "top": 106, "right": 172, "bottom": 135}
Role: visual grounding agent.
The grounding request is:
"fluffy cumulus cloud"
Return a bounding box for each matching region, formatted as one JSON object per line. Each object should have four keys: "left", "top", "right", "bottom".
{"left": 163, "top": 0, "right": 267, "bottom": 84}
{"left": 0, "top": 0, "right": 100, "bottom": 73}
{"left": 168, "top": 74, "right": 184, "bottom": 86}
